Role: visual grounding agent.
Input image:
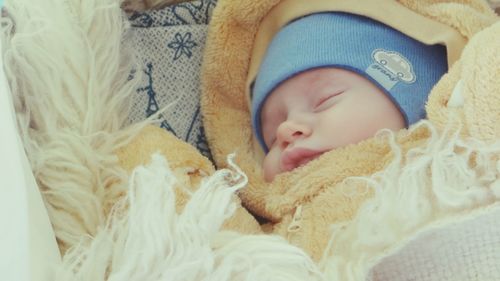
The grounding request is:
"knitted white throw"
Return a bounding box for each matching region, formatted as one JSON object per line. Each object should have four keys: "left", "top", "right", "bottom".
{"left": 2, "top": 0, "right": 500, "bottom": 280}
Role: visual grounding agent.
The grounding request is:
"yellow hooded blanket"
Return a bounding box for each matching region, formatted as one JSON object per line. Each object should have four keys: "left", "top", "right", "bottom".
{"left": 201, "top": 0, "right": 499, "bottom": 261}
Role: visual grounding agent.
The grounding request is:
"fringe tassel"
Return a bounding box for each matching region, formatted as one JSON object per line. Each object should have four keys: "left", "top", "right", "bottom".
{"left": 1, "top": 0, "right": 144, "bottom": 253}
{"left": 320, "top": 121, "right": 500, "bottom": 280}
{"left": 57, "top": 155, "right": 324, "bottom": 281}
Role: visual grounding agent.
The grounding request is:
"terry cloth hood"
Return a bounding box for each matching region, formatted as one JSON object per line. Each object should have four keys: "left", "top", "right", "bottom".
{"left": 202, "top": 0, "right": 499, "bottom": 260}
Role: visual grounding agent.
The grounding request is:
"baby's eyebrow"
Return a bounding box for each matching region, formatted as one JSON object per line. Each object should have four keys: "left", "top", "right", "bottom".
{"left": 311, "top": 78, "right": 348, "bottom": 96}
{"left": 307, "top": 78, "right": 337, "bottom": 94}
{"left": 305, "top": 86, "right": 327, "bottom": 98}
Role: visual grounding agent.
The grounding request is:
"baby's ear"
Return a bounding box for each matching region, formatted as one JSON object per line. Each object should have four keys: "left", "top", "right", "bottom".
{"left": 426, "top": 22, "right": 500, "bottom": 142}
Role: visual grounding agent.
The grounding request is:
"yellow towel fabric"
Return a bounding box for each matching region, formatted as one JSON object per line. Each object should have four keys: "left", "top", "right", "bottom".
{"left": 116, "top": 125, "right": 263, "bottom": 234}
{"left": 201, "top": 0, "right": 499, "bottom": 260}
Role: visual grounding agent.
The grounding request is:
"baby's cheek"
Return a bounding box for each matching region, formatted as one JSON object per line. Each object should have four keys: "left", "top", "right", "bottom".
{"left": 262, "top": 149, "right": 281, "bottom": 182}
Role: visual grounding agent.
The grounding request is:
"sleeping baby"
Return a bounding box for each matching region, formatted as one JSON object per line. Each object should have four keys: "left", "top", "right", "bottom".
{"left": 251, "top": 12, "right": 448, "bottom": 181}
{"left": 200, "top": 0, "right": 494, "bottom": 261}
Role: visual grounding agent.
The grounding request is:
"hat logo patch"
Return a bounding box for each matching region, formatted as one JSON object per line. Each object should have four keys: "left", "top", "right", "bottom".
{"left": 366, "top": 49, "right": 416, "bottom": 90}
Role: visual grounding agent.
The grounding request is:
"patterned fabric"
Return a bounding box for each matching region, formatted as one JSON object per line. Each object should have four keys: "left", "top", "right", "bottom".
{"left": 128, "top": 0, "right": 216, "bottom": 160}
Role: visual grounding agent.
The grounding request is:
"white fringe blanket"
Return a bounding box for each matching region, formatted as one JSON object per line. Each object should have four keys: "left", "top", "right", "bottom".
{"left": 2, "top": 0, "right": 500, "bottom": 280}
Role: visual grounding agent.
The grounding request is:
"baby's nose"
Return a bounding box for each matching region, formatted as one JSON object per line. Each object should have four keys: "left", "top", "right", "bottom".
{"left": 276, "top": 120, "right": 311, "bottom": 148}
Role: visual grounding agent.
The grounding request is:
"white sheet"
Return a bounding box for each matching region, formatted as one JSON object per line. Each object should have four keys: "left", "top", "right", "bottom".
{"left": 0, "top": 38, "right": 61, "bottom": 281}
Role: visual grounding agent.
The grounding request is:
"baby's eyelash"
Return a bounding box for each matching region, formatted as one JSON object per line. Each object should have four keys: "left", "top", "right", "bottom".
{"left": 314, "top": 92, "right": 343, "bottom": 109}
{"left": 315, "top": 95, "right": 334, "bottom": 108}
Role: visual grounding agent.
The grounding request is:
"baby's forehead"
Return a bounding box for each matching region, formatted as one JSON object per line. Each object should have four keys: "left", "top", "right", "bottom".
{"left": 267, "top": 68, "right": 368, "bottom": 96}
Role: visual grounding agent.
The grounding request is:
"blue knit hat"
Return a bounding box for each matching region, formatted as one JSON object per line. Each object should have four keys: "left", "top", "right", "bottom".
{"left": 252, "top": 12, "right": 448, "bottom": 151}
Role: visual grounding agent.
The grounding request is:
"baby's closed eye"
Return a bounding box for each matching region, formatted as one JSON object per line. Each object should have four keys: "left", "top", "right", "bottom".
{"left": 313, "top": 91, "right": 344, "bottom": 111}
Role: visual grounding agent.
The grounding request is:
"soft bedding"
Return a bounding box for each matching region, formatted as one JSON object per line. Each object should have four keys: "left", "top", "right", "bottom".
{"left": 1, "top": 0, "right": 500, "bottom": 280}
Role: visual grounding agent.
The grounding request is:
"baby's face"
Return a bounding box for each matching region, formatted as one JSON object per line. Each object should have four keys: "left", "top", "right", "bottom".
{"left": 261, "top": 68, "right": 405, "bottom": 182}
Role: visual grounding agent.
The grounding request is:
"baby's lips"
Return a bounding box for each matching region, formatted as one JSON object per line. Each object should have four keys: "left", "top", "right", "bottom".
{"left": 281, "top": 147, "right": 324, "bottom": 172}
